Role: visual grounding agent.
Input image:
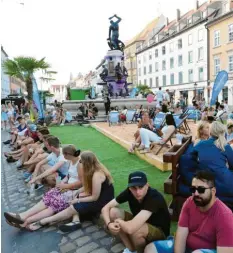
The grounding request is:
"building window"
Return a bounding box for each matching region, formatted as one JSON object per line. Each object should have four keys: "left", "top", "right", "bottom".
{"left": 143, "top": 53, "right": 146, "bottom": 63}
{"left": 229, "top": 24, "right": 233, "bottom": 42}
{"left": 139, "top": 68, "right": 141, "bottom": 76}
{"left": 149, "top": 78, "right": 153, "bottom": 87}
{"left": 188, "top": 69, "right": 193, "bottom": 82}
{"left": 178, "top": 72, "right": 183, "bottom": 84}
{"left": 198, "top": 47, "right": 203, "bottom": 60}
{"left": 162, "top": 46, "right": 166, "bottom": 55}
{"left": 170, "top": 58, "right": 174, "bottom": 69}
{"left": 155, "top": 77, "right": 159, "bottom": 87}
{"left": 188, "top": 34, "right": 192, "bottom": 45}
{"left": 139, "top": 80, "right": 141, "bottom": 85}
{"left": 162, "top": 60, "right": 166, "bottom": 70}
{"left": 144, "top": 79, "right": 147, "bottom": 85}
{"left": 149, "top": 64, "right": 152, "bottom": 73}
{"left": 198, "top": 29, "right": 203, "bottom": 41}
{"left": 138, "top": 57, "right": 141, "bottom": 64}
{"left": 188, "top": 51, "right": 193, "bottom": 63}
{"left": 199, "top": 67, "right": 204, "bottom": 81}
{"left": 169, "top": 42, "right": 174, "bottom": 52}
{"left": 170, "top": 73, "right": 174, "bottom": 85}
{"left": 149, "top": 51, "right": 152, "bottom": 60}
{"left": 178, "top": 55, "right": 183, "bottom": 66}
{"left": 214, "top": 57, "right": 220, "bottom": 75}
{"left": 155, "top": 62, "right": 158, "bottom": 72}
{"left": 162, "top": 75, "right": 166, "bottom": 86}
{"left": 214, "top": 30, "right": 220, "bottom": 47}
{"left": 178, "top": 39, "right": 182, "bottom": 49}
{"left": 229, "top": 55, "right": 233, "bottom": 72}
{"left": 155, "top": 49, "right": 158, "bottom": 57}
{"left": 144, "top": 66, "right": 146, "bottom": 75}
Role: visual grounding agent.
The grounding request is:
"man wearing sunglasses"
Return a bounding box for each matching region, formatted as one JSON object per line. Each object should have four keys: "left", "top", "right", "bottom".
{"left": 102, "top": 171, "right": 170, "bottom": 253}
{"left": 145, "top": 171, "right": 233, "bottom": 253}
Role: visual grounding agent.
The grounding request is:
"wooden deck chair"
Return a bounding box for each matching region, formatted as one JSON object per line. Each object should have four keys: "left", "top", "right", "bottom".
{"left": 173, "top": 114, "right": 190, "bottom": 134}
{"left": 150, "top": 125, "right": 176, "bottom": 155}
{"left": 108, "top": 111, "right": 120, "bottom": 126}
{"left": 126, "top": 109, "right": 136, "bottom": 123}
{"left": 153, "top": 112, "right": 167, "bottom": 129}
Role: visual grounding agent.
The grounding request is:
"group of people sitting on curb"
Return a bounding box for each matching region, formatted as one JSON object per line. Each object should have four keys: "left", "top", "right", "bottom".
{"left": 2, "top": 108, "right": 233, "bottom": 253}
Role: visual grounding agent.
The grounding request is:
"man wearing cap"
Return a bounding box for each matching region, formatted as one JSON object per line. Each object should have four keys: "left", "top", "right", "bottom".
{"left": 102, "top": 171, "right": 170, "bottom": 253}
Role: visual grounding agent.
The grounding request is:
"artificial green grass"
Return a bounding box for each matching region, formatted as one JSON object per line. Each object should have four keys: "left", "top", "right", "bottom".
{"left": 50, "top": 125, "right": 177, "bottom": 233}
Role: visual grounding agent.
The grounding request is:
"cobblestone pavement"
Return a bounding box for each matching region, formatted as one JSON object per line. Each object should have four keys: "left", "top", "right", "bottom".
{"left": 1, "top": 131, "right": 124, "bottom": 253}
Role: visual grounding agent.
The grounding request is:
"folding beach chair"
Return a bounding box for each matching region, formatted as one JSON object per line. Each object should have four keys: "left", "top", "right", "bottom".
{"left": 153, "top": 112, "right": 166, "bottom": 129}
{"left": 150, "top": 125, "right": 176, "bottom": 155}
{"left": 108, "top": 111, "right": 120, "bottom": 126}
{"left": 173, "top": 114, "right": 190, "bottom": 134}
{"left": 126, "top": 109, "right": 136, "bottom": 124}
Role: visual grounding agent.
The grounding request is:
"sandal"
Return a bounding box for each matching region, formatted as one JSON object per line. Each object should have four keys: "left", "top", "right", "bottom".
{"left": 140, "top": 148, "right": 151, "bottom": 154}
{"left": 26, "top": 221, "right": 46, "bottom": 231}
{"left": 58, "top": 221, "right": 82, "bottom": 233}
{"left": 4, "top": 212, "right": 24, "bottom": 224}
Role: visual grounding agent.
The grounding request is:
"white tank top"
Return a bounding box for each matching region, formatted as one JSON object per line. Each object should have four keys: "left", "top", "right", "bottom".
{"left": 68, "top": 160, "right": 79, "bottom": 184}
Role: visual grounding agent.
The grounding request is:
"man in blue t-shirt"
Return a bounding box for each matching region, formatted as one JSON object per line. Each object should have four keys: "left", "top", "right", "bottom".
{"left": 3, "top": 116, "right": 27, "bottom": 145}
{"left": 102, "top": 171, "right": 170, "bottom": 253}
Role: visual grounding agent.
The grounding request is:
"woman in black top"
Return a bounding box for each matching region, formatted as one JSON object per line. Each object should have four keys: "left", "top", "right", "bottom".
{"left": 25, "top": 151, "right": 114, "bottom": 232}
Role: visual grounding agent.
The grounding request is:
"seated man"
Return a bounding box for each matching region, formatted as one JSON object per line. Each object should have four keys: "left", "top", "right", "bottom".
{"left": 145, "top": 171, "right": 233, "bottom": 253}
{"left": 102, "top": 171, "right": 170, "bottom": 253}
{"left": 29, "top": 136, "right": 69, "bottom": 194}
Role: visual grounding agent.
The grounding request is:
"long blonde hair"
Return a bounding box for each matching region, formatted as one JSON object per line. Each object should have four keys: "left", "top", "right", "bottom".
{"left": 210, "top": 121, "right": 227, "bottom": 151}
{"left": 196, "top": 121, "right": 209, "bottom": 140}
{"left": 80, "top": 151, "right": 113, "bottom": 194}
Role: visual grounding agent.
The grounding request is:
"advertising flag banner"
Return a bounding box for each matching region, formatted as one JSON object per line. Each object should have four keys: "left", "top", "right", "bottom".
{"left": 210, "top": 70, "right": 228, "bottom": 106}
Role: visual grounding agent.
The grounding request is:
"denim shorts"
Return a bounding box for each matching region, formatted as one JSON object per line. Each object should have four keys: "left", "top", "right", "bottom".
{"left": 153, "top": 237, "right": 216, "bottom": 253}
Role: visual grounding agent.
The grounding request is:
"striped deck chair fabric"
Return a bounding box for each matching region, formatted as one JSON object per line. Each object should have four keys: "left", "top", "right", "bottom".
{"left": 108, "top": 111, "right": 120, "bottom": 126}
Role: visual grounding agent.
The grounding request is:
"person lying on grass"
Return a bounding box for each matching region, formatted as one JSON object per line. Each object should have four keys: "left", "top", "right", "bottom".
{"left": 14, "top": 151, "right": 114, "bottom": 232}
{"left": 101, "top": 171, "right": 170, "bottom": 253}
{"left": 4, "top": 145, "right": 82, "bottom": 230}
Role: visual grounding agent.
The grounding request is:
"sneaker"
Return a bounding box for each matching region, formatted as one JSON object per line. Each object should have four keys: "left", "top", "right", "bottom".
{"left": 60, "top": 123, "right": 64, "bottom": 126}
{"left": 16, "top": 160, "right": 22, "bottom": 167}
{"left": 23, "top": 172, "right": 32, "bottom": 179}
{"left": 24, "top": 175, "right": 32, "bottom": 183}
{"left": 3, "top": 140, "right": 11, "bottom": 145}
{"left": 35, "top": 184, "right": 44, "bottom": 191}
{"left": 122, "top": 249, "right": 137, "bottom": 253}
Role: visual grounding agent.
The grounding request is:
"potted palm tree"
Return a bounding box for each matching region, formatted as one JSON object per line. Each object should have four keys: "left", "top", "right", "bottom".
{"left": 3, "top": 56, "right": 52, "bottom": 119}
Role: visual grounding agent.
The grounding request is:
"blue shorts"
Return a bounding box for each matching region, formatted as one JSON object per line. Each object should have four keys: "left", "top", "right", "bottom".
{"left": 153, "top": 237, "right": 216, "bottom": 253}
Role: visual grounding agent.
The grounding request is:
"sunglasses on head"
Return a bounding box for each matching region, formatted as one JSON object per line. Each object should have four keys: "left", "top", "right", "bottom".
{"left": 190, "top": 186, "right": 213, "bottom": 194}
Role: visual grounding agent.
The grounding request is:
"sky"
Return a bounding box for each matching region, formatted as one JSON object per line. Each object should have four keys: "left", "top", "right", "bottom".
{"left": 1, "top": 0, "right": 206, "bottom": 88}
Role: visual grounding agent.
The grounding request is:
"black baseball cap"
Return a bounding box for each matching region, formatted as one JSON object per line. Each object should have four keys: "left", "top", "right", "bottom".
{"left": 128, "top": 171, "right": 147, "bottom": 188}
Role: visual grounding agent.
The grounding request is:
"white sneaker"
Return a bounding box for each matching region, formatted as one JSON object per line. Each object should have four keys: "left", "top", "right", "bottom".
{"left": 122, "top": 249, "right": 137, "bottom": 253}
{"left": 60, "top": 123, "right": 64, "bottom": 126}
{"left": 16, "top": 160, "right": 22, "bottom": 167}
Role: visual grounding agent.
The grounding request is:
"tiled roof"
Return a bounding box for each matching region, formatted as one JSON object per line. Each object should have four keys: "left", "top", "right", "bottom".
{"left": 125, "top": 17, "right": 160, "bottom": 47}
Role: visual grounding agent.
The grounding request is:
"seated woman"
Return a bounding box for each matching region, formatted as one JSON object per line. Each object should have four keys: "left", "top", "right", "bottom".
{"left": 119, "top": 106, "right": 127, "bottom": 122}
{"left": 138, "top": 114, "right": 176, "bottom": 153}
{"left": 192, "top": 121, "right": 233, "bottom": 199}
{"left": 128, "top": 111, "right": 153, "bottom": 153}
{"left": 201, "top": 107, "right": 208, "bottom": 121}
{"left": 23, "top": 151, "right": 114, "bottom": 232}
{"left": 226, "top": 121, "right": 233, "bottom": 148}
{"left": 178, "top": 121, "right": 210, "bottom": 195}
{"left": 4, "top": 145, "right": 82, "bottom": 229}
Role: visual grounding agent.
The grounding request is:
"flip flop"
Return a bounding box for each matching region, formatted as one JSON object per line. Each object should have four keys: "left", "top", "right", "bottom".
{"left": 4, "top": 212, "right": 24, "bottom": 225}
{"left": 58, "top": 221, "right": 82, "bottom": 233}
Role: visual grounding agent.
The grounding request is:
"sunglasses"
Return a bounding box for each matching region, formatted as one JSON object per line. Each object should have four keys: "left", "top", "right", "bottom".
{"left": 190, "top": 186, "right": 213, "bottom": 194}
